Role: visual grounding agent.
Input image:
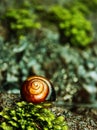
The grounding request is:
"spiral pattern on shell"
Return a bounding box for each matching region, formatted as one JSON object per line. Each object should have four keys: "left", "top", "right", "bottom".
{"left": 21, "top": 76, "right": 56, "bottom": 103}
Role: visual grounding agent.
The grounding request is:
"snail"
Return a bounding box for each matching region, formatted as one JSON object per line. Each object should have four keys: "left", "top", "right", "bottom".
{"left": 21, "top": 76, "right": 56, "bottom": 103}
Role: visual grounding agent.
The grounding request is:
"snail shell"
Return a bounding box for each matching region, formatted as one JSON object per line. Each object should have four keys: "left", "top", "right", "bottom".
{"left": 21, "top": 76, "right": 56, "bottom": 103}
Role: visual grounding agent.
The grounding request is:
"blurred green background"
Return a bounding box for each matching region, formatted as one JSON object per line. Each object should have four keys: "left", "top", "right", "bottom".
{"left": 0, "top": 0, "right": 97, "bottom": 106}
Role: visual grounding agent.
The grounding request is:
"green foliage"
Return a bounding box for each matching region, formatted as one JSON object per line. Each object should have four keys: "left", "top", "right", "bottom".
{"left": 3, "top": 8, "right": 41, "bottom": 31}
{"left": 79, "top": 0, "right": 97, "bottom": 12}
{"left": 0, "top": 101, "right": 68, "bottom": 130}
{"left": 66, "top": 1, "right": 91, "bottom": 15}
{"left": 50, "top": 5, "right": 93, "bottom": 47}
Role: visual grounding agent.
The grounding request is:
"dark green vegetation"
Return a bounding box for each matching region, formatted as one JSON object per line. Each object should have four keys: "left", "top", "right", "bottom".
{"left": 0, "top": 101, "right": 68, "bottom": 130}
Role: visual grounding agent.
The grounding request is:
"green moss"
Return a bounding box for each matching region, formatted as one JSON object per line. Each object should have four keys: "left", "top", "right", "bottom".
{"left": 78, "top": 0, "right": 97, "bottom": 12}
{"left": 0, "top": 101, "right": 68, "bottom": 130}
{"left": 2, "top": 8, "right": 41, "bottom": 32}
{"left": 50, "top": 5, "right": 93, "bottom": 47}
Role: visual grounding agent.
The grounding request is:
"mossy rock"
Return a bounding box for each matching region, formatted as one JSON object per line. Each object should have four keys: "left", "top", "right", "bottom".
{"left": 0, "top": 101, "right": 69, "bottom": 130}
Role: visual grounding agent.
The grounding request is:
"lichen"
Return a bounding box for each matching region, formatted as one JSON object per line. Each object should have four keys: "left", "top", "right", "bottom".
{"left": 0, "top": 101, "right": 69, "bottom": 130}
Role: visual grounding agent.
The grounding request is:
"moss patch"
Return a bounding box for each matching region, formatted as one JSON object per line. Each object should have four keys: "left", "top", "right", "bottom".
{"left": 0, "top": 101, "right": 68, "bottom": 130}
